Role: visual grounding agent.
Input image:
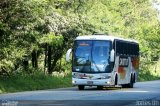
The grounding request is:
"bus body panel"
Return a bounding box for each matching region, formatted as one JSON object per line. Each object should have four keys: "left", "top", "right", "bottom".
{"left": 72, "top": 73, "right": 112, "bottom": 86}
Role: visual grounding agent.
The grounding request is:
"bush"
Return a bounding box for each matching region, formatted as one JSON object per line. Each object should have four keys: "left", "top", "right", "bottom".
{"left": 0, "top": 70, "right": 72, "bottom": 93}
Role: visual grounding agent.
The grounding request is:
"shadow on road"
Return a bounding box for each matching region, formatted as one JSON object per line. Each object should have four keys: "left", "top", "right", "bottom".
{"left": 80, "top": 86, "right": 122, "bottom": 91}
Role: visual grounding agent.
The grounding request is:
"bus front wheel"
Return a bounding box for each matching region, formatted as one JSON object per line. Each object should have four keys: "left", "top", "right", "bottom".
{"left": 78, "top": 85, "right": 84, "bottom": 90}
{"left": 97, "top": 86, "right": 103, "bottom": 90}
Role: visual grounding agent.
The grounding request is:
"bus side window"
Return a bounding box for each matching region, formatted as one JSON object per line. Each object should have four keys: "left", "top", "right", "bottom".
{"left": 133, "top": 44, "right": 136, "bottom": 56}
{"left": 126, "top": 42, "right": 130, "bottom": 56}
{"left": 135, "top": 44, "right": 139, "bottom": 56}
{"left": 116, "top": 41, "right": 119, "bottom": 55}
{"left": 119, "top": 41, "right": 122, "bottom": 55}
{"left": 125, "top": 42, "right": 127, "bottom": 55}
{"left": 129, "top": 43, "right": 132, "bottom": 56}
{"left": 130, "top": 43, "right": 133, "bottom": 56}
{"left": 124, "top": 42, "right": 127, "bottom": 55}
{"left": 120, "top": 41, "right": 123, "bottom": 55}
{"left": 119, "top": 41, "right": 124, "bottom": 55}
{"left": 122, "top": 42, "right": 125, "bottom": 55}
{"left": 132, "top": 43, "right": 136, "bottom": 56}
{"left": 137, "top": 44, "right": 140, "bottom": 56}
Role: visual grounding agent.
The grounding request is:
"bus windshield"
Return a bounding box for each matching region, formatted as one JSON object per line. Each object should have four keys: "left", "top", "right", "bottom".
{"left": 73, "top": 40, "right": 112, "bottom": 73}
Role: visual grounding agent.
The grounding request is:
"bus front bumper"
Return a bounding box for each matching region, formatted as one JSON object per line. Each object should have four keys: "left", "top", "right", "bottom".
{"left": 72, "top": 78, "right": 112, "bottom": 86}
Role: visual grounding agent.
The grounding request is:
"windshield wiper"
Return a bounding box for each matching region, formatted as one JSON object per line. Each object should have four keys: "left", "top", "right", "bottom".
{"left": 76, "top": 56, "right": 87, "bottom": 64}
{"left": 92, "top": 60, "right": 101, "bottom": 72}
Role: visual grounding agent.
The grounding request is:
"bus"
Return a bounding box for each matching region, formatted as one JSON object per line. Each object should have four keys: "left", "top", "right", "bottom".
{"left": 66, "top": 34, "right": 139, "bottom": 90}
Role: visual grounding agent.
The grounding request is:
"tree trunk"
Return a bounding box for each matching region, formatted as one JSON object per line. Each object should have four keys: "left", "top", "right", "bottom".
{"left": 32, "top": 50, "right": 35, "bottom": 68}
{"left": 32, "top": 50, "right": 38, "bottom": 68}
{"left": 23, "top": 59, "right": 28, "bottom": 72}
{"left": 35, "top": 50, "right": 38, "bottom": 68}
{"left": 44, "top": 43, "right": 48, "bottom": 73}
{"left": 51, "top": 49, "right": 63, "bottom": 72}
{"left": 48, "top": 45, "right": 52, "bottom": 74}
{"left": 59, "top": 48, "right": 63, "bottom": 72}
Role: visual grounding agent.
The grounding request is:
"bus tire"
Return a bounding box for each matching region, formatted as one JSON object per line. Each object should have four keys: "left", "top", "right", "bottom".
{"left": 133, "top": 74, "right": 136, "bottom": 83}
{"left": 121, "top": 84, "right": 128, "bottom": 88}
{"left": 128, "top": 75, "right": 134, "bottom": 88}
{"left": 122, "top": 75, "right": 134, "bottom": 88}
{"left": 115, "top": 74, "right": 118, "bottom": 86}
{"left": 78, "top": 85, "right": 84, "bottom": 90}
{"left": 97, "top": 86, "right": 103, "bottom": 90}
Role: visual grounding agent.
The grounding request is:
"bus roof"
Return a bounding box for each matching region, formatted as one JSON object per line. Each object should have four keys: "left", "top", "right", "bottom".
{"left": 75, "top": 35, "right": 138, "bottom": 43}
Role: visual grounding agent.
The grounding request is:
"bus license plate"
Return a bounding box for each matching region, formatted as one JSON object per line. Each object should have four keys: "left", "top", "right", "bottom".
{"left": 87, "top": 81, "right": 93, "bottom": 85}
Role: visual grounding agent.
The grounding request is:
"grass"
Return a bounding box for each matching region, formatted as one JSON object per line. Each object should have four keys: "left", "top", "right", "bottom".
{"left": 138, "top": 70, "right": 160, "bottom": 81}
{"left": 0, "top": 71, "right": 72, "bottom": 94}
{"left": 138, "top": 61, "right": 160, "bottom": 81}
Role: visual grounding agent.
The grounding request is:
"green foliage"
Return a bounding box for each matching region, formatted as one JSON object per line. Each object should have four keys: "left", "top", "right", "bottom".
{"left": 40, "top": 32, "right": 63, "bottom": 46}
{"left": 0, "top": 70, "right": 71, "bottom": 93}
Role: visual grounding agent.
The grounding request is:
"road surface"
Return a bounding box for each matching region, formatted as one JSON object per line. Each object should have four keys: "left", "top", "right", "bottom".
{"left": 0, "top": 80, "right": 160, "bottom": 106}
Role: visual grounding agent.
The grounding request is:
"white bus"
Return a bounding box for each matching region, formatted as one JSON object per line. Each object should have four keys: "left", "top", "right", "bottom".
{"left": 66, "top": 34, "right": 139, "bottom": 90}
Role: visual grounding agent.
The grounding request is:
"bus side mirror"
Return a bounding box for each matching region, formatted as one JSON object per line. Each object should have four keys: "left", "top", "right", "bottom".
{"left": 110, "top": 49, "right": 115, "bottom": 62}
{"left": 66, "top": 48, "right": 72, "bottom": 62}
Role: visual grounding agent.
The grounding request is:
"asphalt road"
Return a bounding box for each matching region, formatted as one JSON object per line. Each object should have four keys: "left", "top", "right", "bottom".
{"left": 0, "top": 80, "right": 160, "bottom": 106}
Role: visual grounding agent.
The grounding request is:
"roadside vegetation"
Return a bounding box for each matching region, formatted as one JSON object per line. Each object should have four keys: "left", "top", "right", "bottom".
{"left": 0, "top": 0, "right": 160, "bottom": 93}
{"left": 0, "top": 71, "right": 72, "bottom": 93}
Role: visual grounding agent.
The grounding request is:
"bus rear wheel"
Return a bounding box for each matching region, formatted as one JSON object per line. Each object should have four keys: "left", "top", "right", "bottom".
{"left": 78, "top": 85, "right": 84, "bottom": 90}
{"left": 114, "top": 75, "right": 118, "bottom": 86}
{"left": 129, "top": 76, "right": 134, "bottom": 88}
{"left": 121, "top": 84, "right": 128, "bottom": 88}
{"left": 122, "top": 76, "right": 134, "bottom": 88}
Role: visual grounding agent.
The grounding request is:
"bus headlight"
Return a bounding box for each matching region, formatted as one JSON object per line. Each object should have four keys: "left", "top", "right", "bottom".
{"left": 72, "top": 80, "right": 76, "bottom": 84}
{"left": 107, "top": 81, "right": 111, "bottom": 84}
{"left": 105, "top": 80, "right": 111, "bottom": 84}
{"left": 101, "top": 75, "right": 111, "bottom": 79}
